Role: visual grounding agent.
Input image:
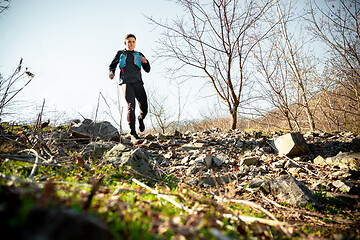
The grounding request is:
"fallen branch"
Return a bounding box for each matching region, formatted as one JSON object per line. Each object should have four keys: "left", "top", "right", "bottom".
{"left": 215, "top": 196, "right": 291, "bottom": 237}
{"left": 282, "top": 154, "right": 321, "bottom": 178}
{"left": 132, "top": 178, "right": 189, "bottom": 211}
{"left": 0, "top": 154, "right": 70, "bottom": 168}
{"left": 113, "top": 187, "right": 185, "bottom": 199}
{"left": 260, "top": 192, "right": 353, "bottom": 225}
{"left": 215, "top": 196, "right": 279, "bottom": 222}
{"left": 21, "top": 149, "right": 40, "bottom": 181}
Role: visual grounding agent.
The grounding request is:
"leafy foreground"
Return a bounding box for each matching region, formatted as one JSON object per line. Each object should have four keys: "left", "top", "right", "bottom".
{"left": 0, "top": 161, "right": 289, "bottom": 239}
{"left": 0, "top": 123, "right": 359, "bottom": 239}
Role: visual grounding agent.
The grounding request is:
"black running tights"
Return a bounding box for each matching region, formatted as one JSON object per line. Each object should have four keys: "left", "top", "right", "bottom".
{"left": 121, "top": 83, "right": 148, "bottom": 134}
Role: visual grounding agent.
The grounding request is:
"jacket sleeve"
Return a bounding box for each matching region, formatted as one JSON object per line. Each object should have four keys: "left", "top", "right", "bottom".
{"left": 109, "top": 51, "right": 121, "bottom": 74}
{"left": 140, "top": 52, "right": 151, "bottom": 73}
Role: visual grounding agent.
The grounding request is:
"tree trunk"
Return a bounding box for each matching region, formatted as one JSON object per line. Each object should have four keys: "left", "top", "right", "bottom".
{"left": 284, "top": 110, "right": 293, "bottom": 131}
{"left": 230, "top": 109, "right": 237, "bottom": 130}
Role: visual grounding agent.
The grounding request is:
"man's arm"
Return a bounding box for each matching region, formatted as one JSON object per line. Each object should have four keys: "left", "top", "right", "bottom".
{"left": 109, "top": 51, "right": 121, "bottom": 79}
{"left": 140, "top": 52, "right": 150, "bottom": 73}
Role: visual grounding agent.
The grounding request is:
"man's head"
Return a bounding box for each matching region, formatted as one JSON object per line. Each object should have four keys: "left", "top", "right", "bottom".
{"left": 124, "top": 34, "right": 136, "bottom": 51}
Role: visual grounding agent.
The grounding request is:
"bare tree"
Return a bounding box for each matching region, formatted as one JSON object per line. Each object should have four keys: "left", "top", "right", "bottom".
{"left": 274, "top": 0, "right": 317, "bottom": 131}
{"left": 148, "top": 0, "right": 272, "bottom": 129}
{"left": 256, "top": 0, "right": 320, "bottom": 131}
{"left": 256, "top": 41, "right": 302, "bottom": 131}
{"left": 308, "top": 0, "right": 360, "bottom": 129}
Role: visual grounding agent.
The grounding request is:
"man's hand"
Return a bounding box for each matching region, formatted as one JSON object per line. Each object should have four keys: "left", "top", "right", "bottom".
{"left": 141, "top": 56, "right": 148, "bottom": 64}
{"left": 109, "top": 73, "right": 115, "bottom": 80}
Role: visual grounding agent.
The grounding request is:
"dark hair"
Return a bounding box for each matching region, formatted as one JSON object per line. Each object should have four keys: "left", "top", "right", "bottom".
{"left": 125, "top": 34, "right": 136, "bottom": 40}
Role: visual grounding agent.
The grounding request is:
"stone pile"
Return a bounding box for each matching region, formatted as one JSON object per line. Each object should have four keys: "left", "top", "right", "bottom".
{"left": 63, "top": 121, "right": 359, "bottom": 208}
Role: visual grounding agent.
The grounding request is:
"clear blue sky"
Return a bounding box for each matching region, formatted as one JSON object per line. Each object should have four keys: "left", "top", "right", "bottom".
{"left": 0, "top": 0, "right": 212, "bottom": 129}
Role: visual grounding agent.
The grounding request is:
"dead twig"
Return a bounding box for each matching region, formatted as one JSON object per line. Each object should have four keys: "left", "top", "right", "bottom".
{"left": 260, "top": 192, "right": 354, "bottom": 225}
{"left": 215, "top": 196, "right": 291, "bottom": 237}
{"left": 21, "top": 149, "right": 40, "bottom": 181}
{"left": 0, "top": 154, "right": 69, "bottom": 168}
{"left": 132, "top": 178, "right": 189, "bottom": 211}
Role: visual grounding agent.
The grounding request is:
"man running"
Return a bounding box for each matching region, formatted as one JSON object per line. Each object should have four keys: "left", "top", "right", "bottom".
{"left": 109, "top": 34, "right": 150, "bottom": 142}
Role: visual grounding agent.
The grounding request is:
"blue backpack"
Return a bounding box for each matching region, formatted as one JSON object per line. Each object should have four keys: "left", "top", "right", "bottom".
{"left": 119, "top": 51, "right": 142, "bottom": 70}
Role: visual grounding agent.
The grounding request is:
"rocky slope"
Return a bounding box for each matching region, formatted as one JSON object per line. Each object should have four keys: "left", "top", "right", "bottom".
{"left": 1, "top": 119, "right": 359, "bottom": 239}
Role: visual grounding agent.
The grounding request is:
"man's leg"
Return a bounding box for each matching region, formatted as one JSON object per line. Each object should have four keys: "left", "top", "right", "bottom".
{"left": 133, "top": 83, "right": 148, "bottom": 132}
{"left": 121, "top": 84, "right": 138, "bottom": 136}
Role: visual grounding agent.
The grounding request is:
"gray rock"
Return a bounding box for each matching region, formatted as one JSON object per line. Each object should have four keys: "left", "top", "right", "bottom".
{"left": 71, "top": 120, "right": 120, "bottom": 141}
{"left": 52, "top": 131, "right": 69, "bottom": 142}
{"left": 260, "top": 174, "right": 321, "bottom": 207}
{"left": 212, "top": 153, "right": 228, "bottom": 166}
{"left": 198, "top": 175, "right": 231, "bottom": 187}
{"left": 132, "top": 148, "right": 150, "bottom": 162}
{"left": 104, "top": 144, "right": 156, "bottom": 178}
{"left": 236, "top": 140, "right": 244, "bottom": 147}
{"left": 332, "top": 180, "right": 354, "bottom": 192}
{"left": 239, "top": 156, "right": 258, "bottom": 166}
{"left": 81, "top": 141, "right": 116, "bottom": 159}
{"left": 326, "top": 152, "right": 360, "bottom": 171}
{"left": 273, "top": 132, "right": 309, "bottom": 156}
{"left": 103, "top": 143, "right": 131, "bottom": 164}
{"left": 186, "top": 161, "right": 207, "bottom": 175}
{"left": 248, "top": 177, "right": 266, "bottom": 188}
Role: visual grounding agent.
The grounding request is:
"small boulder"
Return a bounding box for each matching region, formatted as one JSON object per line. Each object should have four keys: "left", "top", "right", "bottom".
{"left": 81, "top": 141, "right": 117, "bottom": 159}
{"left": 273, "top": 132, "right": 309, "bottom": 156}
{"left": 260, "top": 174, "right": 321, "bottom": 207}
{"left": 313, "top": 155, "right": 326, "bottom": 165}
{"left": 104, "top": 144, "right": 156, "bottom": 178}
{"left": 212, "top": 153, "right": 227, "bottom": 166}
{"left": 71, "top": 120, "right": 120, "bottom": 141}
{"left": 186, "top": 161, "right": 207, "bottom": 175}
{"left": 239, "top": 156, "right": 258, "bottom": 166}
{"left": 326, "top": 152, "right": 360, "bottom": 171}
{"left": 198, "top": 175, "right": 231, "bottom": 187}
{"left": 332, "top": 180, "right": 354, "bottom": 192}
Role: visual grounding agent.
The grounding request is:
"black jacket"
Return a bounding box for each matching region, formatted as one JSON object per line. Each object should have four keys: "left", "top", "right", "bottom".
{"left": 109, "top": 50, "right": 150, "bottom": 85}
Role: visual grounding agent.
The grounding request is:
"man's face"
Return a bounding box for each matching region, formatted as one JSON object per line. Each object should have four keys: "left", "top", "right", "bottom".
{"left": 125, "top": 37, "right": 136, "bottom": 51}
